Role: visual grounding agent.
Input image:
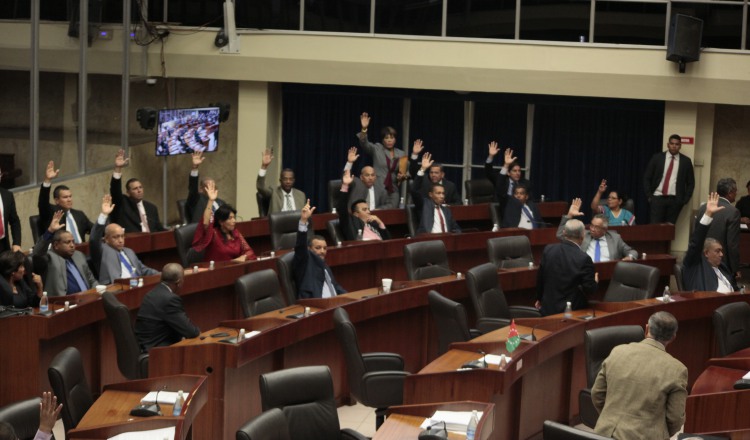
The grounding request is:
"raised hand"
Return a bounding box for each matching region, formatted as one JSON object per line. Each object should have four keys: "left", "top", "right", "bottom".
{"left": 48, "top": 210, "right": 64, "bottom": 233}
{"left": 192, "top": 151, "right": 205, "bottom": 169}
{"left": 32, "top": 273, "right": 43, "bottom": 291}
{"left": 101, "top": 194, "right": 115, "bottom": 216}
{"left": 412, "top": 139, "right": 424, "bottom": 155}
{"left": 360, "top": 112, "right": 370, "bottom": 130}
{"left": 38, "top": 391, "right": 63, "bottom": 434}
{"left": 503, "top": 148, "right": 517, "bottom": 167}
{"left": 45, "top": 161, "right": 60, "bottom": 182}
{"left": 347, "top": 147, "right": 359, "bottom": 164}
{"left": 420, "top": 152, "right": 434, "bottom": 171}
{"left": 598, "top": 179, "right": 608, "bottom": 194}
{"left": 300, "top": 199, "right": 316, "bottom": 223}
{"left": 114, "top": 149, "right": 129, "bottom": 171}
{"left": 705, "top": 192, "right": 725, "bottom": 218}
{"left": 261, "top": 148, "right": 274, "bottom": 169}
{"left": 205, "top": 180, "right": 218, "bottom": 201}
{"left": 488, "top": 141, "right": 499, "bottom": 158}
{"left": 568, "top": 198, "right": 584, "bottom": 217}
{"left": 342, "top": 169, "right": 354, "bottom": 186}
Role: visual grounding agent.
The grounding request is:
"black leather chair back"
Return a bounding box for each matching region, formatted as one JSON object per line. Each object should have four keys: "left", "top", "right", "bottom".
{"left": 427, "top": 290, "right": 471, "bottom": 354}
{"left": 326, "top": 219, "right": 343, "bottom": 244}
{"left": 176, "top": 198, "right": 188, "bottom": 224}
{"left": 584, "top": 325, "right": 644, "bottom": 387}
{"left": 673, "top": 263, "right": 685, "bottom": 291}
{"left": 332, "top": 308, "right": 367, "bottom": 399}
{"left": 466, "top": 262, "right": 510, "bottom": 321}
{"left": 543, "top": 421, "right": 614, "bottom": 439}
{"left": 269, "top": 211, "right": 305, "bottom": 251}
{"left": 173, "top": 223, "right": 204, "bottom": 268}
{"left": 256, "top": 192, "right": 270, "bottom": 218}
{"left": 276, "top": 252, "right": 297, "bottom": 306}
{"left": 236, "top": 269, "right": 287, "bottom": 318}
{"left": 489, "top": 202, "right": 502, "bottom": 227}
{"left": 404, "top": 204, "right": 419, "bottom": 238}
{"left": 236, "top": 408, "right": 291, "bottom": 440}
{"left": 713, "top": 302, "right": 750, "bottom": 357}
{"left": 29, "top": 215, "right": 41, "bottom": 244}
{"left": 602, "top": 262, "right": 659, "bottom": 302}
{"left": 464, "top": 179, "right": 494, "bottom": 204}
{"left": 259, "top": 366, "right": 341, "bottom": 440}
{"left": 101, "top": 292, "right": 148, "bottom": 379}
{"left": 47, "top": 347, "right": 94, "bottom": 432}
{"left": 327, "top": 180, "right": 342, "bottom": 212}
{"left": 487, "top": 236, "right": 533, "bottom": 269}
{"left": 404, "top": 240, "right": 451, "bottom": 280}
{"left": 0, "top": 397, "right": 41, "bottom": 440}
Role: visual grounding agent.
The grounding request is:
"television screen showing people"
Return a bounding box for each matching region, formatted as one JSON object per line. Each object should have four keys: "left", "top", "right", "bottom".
{"left": 156, "top": 107, "right": 220, "bottom": 156}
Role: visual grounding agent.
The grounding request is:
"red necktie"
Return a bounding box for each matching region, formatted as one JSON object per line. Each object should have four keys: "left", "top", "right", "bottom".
{"left": 0, "top": 203, "right": 4, "bottom": 239}
{"left": 661, "top": 156, "right": 675, "bottom": 196}
{"left": 435, "top": 206, "right": 446, "bottom": 233}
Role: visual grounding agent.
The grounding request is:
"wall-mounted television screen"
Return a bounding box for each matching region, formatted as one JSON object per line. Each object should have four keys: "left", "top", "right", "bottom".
{"left": 156, "top": 107, "right": 220, "bottom": 156}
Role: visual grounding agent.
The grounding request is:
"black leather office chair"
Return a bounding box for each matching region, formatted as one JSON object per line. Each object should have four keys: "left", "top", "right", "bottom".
{"left": 601, "top": 262, "right": 659, "bottom": 302}
{"left": 276, "top": 252, "right": 297, "bottom": 306}
{"left": 176, "top": 198, "right": 188, "bottom": 224}
{"left": 403, "top": 240, "right": 451, "bottom": 280}
{"left": 269, "top": 210, "right": 307, "bottom": 251}
{"left": 427, "top": 290, "right": 481, "bottom": 355}
{"left": 29, "top": 215, "right": 41, "bottom": 244}
{"left": 487, "top": 236, "right": 534, "bottom": 269}
{"left": 236, "top": 407, "right": 291, "bottom": 440}
{"left": 673, "top": 263, "right": 685, "bottom": 291}
{"left": 326, "top": 219, "right": 343, "bottom": 244}
{"left": 489, "top": 202, "right": 502, "bottom": 227}
{"left": 543, "top": 420, "right": 614, "bottom": 439}
{"left": 578, "top": 325, "right": 644, "bottom": 429}
{"left": 464, "top": 179, "right": 494, "bottom": 204}
{"left": 405, "top": 204, "right": 419, "bottom": 238}
{"left": 0, "top": 397, "right": 41, "bottom": 440}
{"left": 256, "top": 192, "right": 270, "bottom": 218}
{"left": 101, "top": 292, "right": 149, "bottom": 379}
{"left": 259, "top": 366, "right": 368, "bottom": 440}
{"left": 236, "top": 269, "right": 287, "bottom": 318}
{"left": 466, "top": 263, "right": 541, "bottom": 334}
{"left": 332, "top": 308, "right": 409, "bottom": 429}
{"left": 713, "top": 302, "right": 750, "bottom": 357}
{"left": 173, "top": 223, "right": 204, "bottom": 268}
{"left": 328, "top": 180, "right": 342, "bottom": 212}
{"left": 47, "top": 347, "right": 95, "bottom": 433}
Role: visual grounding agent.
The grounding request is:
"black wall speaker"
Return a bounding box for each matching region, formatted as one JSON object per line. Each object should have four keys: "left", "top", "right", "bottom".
{"left": 667, "top": 14, "right": 703, "bottom": 63}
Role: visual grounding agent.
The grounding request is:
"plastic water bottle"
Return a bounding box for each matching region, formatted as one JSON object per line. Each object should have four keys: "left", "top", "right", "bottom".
{"left": 172, "top": 390, "right": 184, "bottom": 416}
{"left": 466, "top": 410, "right": 479, "bottom": 440}
{"left": 492, "top": 223, "right": 499, "bottom": 232}
{"left": 399, "top": 197, "right": 405, "bottom": 209}
{"left": 662, "top": 286, "right": 671, "bottom": 303}
{"left": 39, "top": 292, "right": 49, "bottom": 313}
{"left": 564, "top": 301, "right": 572, "bottom": 319}
{"left": 356, "top": 229, "right": 363, "bottom": 241}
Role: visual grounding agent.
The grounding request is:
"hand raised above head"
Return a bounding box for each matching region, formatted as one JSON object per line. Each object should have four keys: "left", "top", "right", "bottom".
{"left": 598, "top": 179, "right": 607, "bottom": 194}
{"left": 205, "top": 180, "right": 218, "bottom": 201}
{"left": 568, "top": 198, "right": 584, "bottom": 217}
{"left": 114, "top": 149, "right": 129, "bottom": 169}
{"left": 412, "top": 139, "right": 424, "bottom": 155}
{"left": 360, "top": 112, "right": 370, "bottom": 130}
{"left": 705, "top": 192, "right": 725, "bottom": 217}
{"left": 301, "top": 199, "right": 316, "bottom": 222}
{"left": 101, "top": 194, "right": 115, "bottom": 215}
{"left": 347, "top": 147, "right": 359, "bottom": 164}
{"left": 503, "top": 148, "right": 517, "bottom": 167}
{"left": 420, "top": 152, "right": 434, "bottom": 171}
{"left": 342, "top": 169, "right": 354, "bottom": 186}
{"left": 192, "top": 151, "right": 205, "bottom": 168}
{"left": 45, "top": 161, "right": 60, "bottom": 182}
{"left": 261, "top": 148, "right": 274, "bottom": 168}
{"left": 488, "top": 141, "right": 499, "bottom": 158}
{"left": 49, "top": 210, "right": 65, "bottom": 233}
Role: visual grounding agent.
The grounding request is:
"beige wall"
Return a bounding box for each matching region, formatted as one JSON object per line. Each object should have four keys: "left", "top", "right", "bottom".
{"left": 711, "top": 105, "right": 750, "bottom": 197}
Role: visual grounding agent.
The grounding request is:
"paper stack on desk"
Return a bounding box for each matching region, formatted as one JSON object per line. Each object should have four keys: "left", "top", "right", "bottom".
{"left": 141, "top": 391, "right": 190, "bottom": 405}
{"left": 420, "top": 410, "right": 483, "bottom": 432}
{"left": 108, "top": 426, "right": 175, "bottom": 439}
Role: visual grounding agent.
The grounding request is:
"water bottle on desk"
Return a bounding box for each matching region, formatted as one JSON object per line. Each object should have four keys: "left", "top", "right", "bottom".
{"left": 466, "top": 410, "right": 479, "bottom": 440}
{"left": 356, "top": 229, "right": 363, "bottom": 241}
{"left": 172, "top": 390, "right": 184, "bottom": 416}
{"left": 662, "top": 286, "right": 671, "bottom": 303}
{"left": 39, "top": 292, "right": 49, "bottom": 313}
{"left": 564, "top": 301, "right": 572, "bottom": 319}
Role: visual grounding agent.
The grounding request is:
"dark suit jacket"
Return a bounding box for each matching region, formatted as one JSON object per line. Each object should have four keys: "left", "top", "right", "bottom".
{"left": 643, "top": 152, "right": 695, "bottom": 206}
{"left": 502, "top": 197, "right": 542, "bottom": 229}
{"left": 90, "top": 221, "right": 159, "bottom": 284}
{"left": 484, "top": 162, "right": 531, "bottom": 200}
{"left": 682, "top": 219, "right": 738, "bottom": 292}
{"left": 292, "top": 227, "right": 346, "bottom": 299}
{"left": 409, "top": 159, "right": 461, "bottom": 205}
{"left": 32, "top": 231, "right": 98, "bottom": 297}
{"left": 134, "top": 283, "right": 200, "bottom": 352}
{"left": 415, "top": 197, "right": 461, "bottom": 234}
{"left": 536, "top": 240, "right": 597, "bottom": 316}
{"left": 695, "top": 198, "right": 741, "bottom": 275}
{"left": 185, "top": 173, "right": 225, "bottom": 224}
{"left": 37, "top": 184, "right": 93, "bottom": 241}
{"left": 110, "top": 176, "right": 166, "bottom": 233}
{"left": 737, "top": 195, "right": 750, "bottom": 219}
{"left": 336, "top": 188, "right": 391, "bottom": 242}
{"left": 346, "top": 178, "right": 393, "bottom": 210}
{"left": 0, "top": 188, "right": 21, "bottom": 252}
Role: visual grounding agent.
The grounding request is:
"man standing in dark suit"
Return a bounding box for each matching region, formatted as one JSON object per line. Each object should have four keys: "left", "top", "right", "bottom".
{"left": 37, "top": 160, "right": 93, "bottom": 243}
{"left": 643, "top": 134, "right": 695, "bottom": 224}
{"left": 502, "top": 184, "right": 542, "bottom": 229}
{"left": 694, "top": 178, "right": 741, "bottom": 277}
{"left": 0, "top": 168, "right": 21, "bottom": 253}
{"left": 293, "top": 201, "right": 346, "bottom": 299}
{"left": 135, "top": 263, "right": 200, "bottom": 351}
{"left": 185, "top": 151, "right": 225, "bottom": 223}
{"left": 536, "top": 214, "right": 598, "bottom": 316}
{"left": 415, "top": 181, "right": 461, "bottom": 235}
{"left": 109, "top": 149, "right": 166, "bottom": 233}
{"left": 485, "top": 142, "right": 531, "bottom": 209}
{"left": 337, "top": 170, "right": 391, "bottom": 241}
{"left": 410, "top": 150, "right": 461, "bottom": 206}
{"left": 683, "top": 192, "right": 738, "bottom": 293}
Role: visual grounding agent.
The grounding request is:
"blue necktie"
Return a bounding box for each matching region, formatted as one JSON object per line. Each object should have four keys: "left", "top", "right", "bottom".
{"left": 65, "top": 259, "right": 89, "bottom": 293}
{"left": 508, "top": 181, "right": 515, "bottom": 196}
{"left": 594, "top": 239, "right": 601, "bottom": 262}
{"left": 67, "top": 211, "right": 82, "bottom": 244}
{"left": 118, "top": 251, "right": 136, "bottom": 276}
{"left": 522, "top": 205, "right": 535, "bottom": 229}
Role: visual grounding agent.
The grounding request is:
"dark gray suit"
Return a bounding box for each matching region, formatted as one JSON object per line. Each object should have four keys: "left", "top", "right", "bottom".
{"left": 683, "top": 217, "right": 738, "bottom": 292}
{"left": 135, "top": 283, "right": 200, "bottom": 351}
{"left": 695, "top": 197, "right": 740, "bottom": 275}
{"left": 185, "top": 172, "right": 225, "bottom": 223}
{"left": 33, "top": 231, "right": 97, "bottom": 297}
{"left": 536, "top": 239, "right": 597, "bottom": 316}
{"left": 90, "top": 220, "right": 159, "bottom": 284}
{"left": 557, "top": 216, "right": 638, "bottom": 261}
{"left": 346, "top": 178, "right": 393, "bottom": 210}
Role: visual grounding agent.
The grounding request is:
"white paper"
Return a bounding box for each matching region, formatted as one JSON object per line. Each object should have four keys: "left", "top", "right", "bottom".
{"left": 108, "top": 426, "right": 175, "bottom": 440}
{"left": 741, "top": 224, "right": 748, "bottom": 230}
{"left": 484, "top": 354, "right": 511, "bottom": 366}
{"left": 419, "top": 410, "right": 483, "bottom": 432}
{"left": 743, "top": 371, "right": 750, "bottom": 379}
{"left": 244, "top": 330, "right": 260, "bottom": 339}
{"left": 140, "top": 391, "right": 190, "bottom": 405}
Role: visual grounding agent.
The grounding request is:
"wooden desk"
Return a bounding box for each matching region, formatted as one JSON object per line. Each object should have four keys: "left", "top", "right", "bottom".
{"left": 68, "top": 374, "right": 207, "bottom": 440}
{"left": 375, "top": 402, "right": 495, "bottom": 440}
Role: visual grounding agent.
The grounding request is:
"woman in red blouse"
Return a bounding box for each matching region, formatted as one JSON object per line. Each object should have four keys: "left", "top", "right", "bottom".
{"left": 192, "top": 181, "right": 256, "bottom": 262}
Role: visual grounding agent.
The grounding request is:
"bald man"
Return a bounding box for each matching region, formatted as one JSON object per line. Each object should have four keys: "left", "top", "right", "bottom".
{"left": 90, "top": 195, "right": 159, "bottom": 284}
{"left": 343, "top": 147, "right": 396, "bottom": 210}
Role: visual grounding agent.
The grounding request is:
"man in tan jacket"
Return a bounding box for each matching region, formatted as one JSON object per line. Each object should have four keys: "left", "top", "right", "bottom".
{"left": 592, "top": 311, "right": 687, "bottom": 439}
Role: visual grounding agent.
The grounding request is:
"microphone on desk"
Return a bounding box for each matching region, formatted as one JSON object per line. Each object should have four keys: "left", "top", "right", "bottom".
{"left": 461, "top": 350, "right": 488, "bottom": 369}
{"left": 520, "top": 323, "right": 539, "bottom": 342}
{"left": 419, "top": 420, "right": 448, "bottom": 440}
{"left": 130, "top": 385, "right": 165, "bottom": 417}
